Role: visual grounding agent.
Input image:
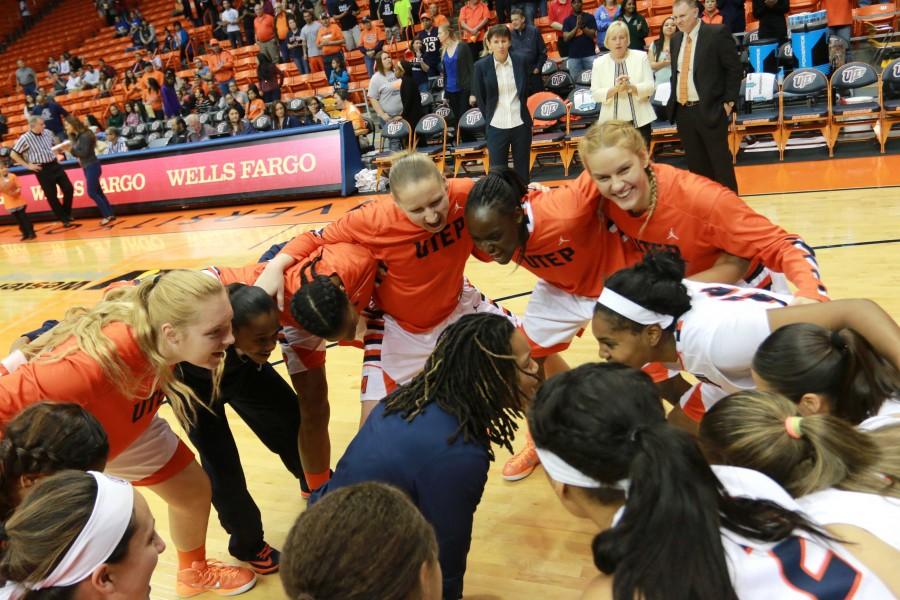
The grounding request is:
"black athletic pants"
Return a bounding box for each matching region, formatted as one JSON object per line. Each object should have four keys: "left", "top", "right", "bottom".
{"left": 186, "top": 362, "right": 304, "bottom": 560}
{"left": 35, "top": 161, "right": 74, "bottom": 223}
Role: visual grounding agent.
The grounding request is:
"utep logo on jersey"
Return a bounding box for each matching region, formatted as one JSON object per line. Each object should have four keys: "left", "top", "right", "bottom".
{"left": 522, "top": 246, "right": 575, "bottom": 269}
{"left": 131, "top": 388, "right": 167, "bottom": 423}
{"left": 792, "top": 71, "right": 817, "bottom": 90}
{"left": 539, "top": 101, "right": 561, "bottom": 118}
{"left": 841, "top": 65, "right": 867, "bottom": 85}
{"left": 415, "top": 217, "right": 466, "bottom": 258}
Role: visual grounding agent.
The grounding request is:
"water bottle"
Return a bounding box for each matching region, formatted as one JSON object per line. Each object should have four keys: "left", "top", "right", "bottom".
{"left": 777, "top": 67, "right": 784, "bottom": 86}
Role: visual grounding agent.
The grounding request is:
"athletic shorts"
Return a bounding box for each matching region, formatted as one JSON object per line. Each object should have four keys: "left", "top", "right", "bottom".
{"left": 105, "top": 415, "right": 195, "bottom": 486}
{"left": 279, "top": 325, "right": 327, "bottom": 375}
{"left": 642, "top": 363, "right": 727, "bottom": 422}
{"left": 522, "top": 280, "right": 596, "bottom": 358}
{"left": 360, "top": 280, "right": 520, "bottom": 402}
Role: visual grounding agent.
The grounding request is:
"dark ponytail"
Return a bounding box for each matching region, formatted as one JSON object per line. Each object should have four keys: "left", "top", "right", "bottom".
{"left": 226, "top": 283, "right": 277, "bottom": 331}
{"left": 529, "top": 363, "right": 828, "bottom": 600}
{"left": 595, "top": 250, "right": 691, "bottom": 332}
{"left": 465, "top": 167, "right": 530, "bottom": 262}
{"left": 290, "top": 259, "right": 351, "bottom": 339}
{"left": 752, "top": 323, "right": 900, "bottom": 425}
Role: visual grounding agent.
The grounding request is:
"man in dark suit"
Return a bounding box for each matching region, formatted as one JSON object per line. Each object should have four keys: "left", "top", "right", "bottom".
{"left": 666, "top": 0, "right": 742, "bottom": 192}
{"left": 472, "top": 24, "right": 533, "bottom": 183}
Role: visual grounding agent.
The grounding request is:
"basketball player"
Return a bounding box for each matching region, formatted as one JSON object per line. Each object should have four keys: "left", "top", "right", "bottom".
{"left": 529, "top": 363, "right": 900, "bottom": 598}
{"left": 592, "top": 251, "right": 900, "bottom": 419}
{"left": 699, "top": 390, "right": 900, "bottom": 550}
{"left": 0, "top": 270, "right": 258, "bottom": 597}
{"left": 255, "top": 152, "right": 518, "bottom": 424}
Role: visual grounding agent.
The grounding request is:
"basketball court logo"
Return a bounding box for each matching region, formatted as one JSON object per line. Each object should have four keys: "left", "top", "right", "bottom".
{"left": 840, "top": 65, "right": 867, "bottom": 84}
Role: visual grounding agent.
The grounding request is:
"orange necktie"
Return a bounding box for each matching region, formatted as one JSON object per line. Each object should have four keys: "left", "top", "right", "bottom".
{"left": 678, "top": 34, "right": 693, "bottom": 104}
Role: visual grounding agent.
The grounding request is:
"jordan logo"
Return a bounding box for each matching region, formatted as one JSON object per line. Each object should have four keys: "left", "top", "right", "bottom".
{"left": 454, "top": 202, "right": 463, "bottom": 212}
{"left": 666, "top": 228, "right": 679, "bottom": 241}
{"left": 558, "top": 235, "right": 570, "bottom": 245}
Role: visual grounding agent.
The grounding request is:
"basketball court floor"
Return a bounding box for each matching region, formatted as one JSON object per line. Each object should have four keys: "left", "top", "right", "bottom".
{"left": 0, "top": 157, "right": 898, "bottom": 599}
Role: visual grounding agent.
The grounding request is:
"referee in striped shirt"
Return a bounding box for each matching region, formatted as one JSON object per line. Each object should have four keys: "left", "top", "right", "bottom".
{"left": 10, "top": 116, "right": 75, "bottom": 227}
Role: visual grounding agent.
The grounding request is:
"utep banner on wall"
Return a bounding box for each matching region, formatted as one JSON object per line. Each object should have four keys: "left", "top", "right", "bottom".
{"left": 3, "top": 122, "right": 363, "bottom": 220}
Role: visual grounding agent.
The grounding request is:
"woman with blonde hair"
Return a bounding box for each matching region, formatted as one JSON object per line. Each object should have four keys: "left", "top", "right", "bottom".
{"left": 0, "top": 270, "right": 257, "bottom": 597}
{"left": 438, "top": 24, "right": 475, "bottom": 138}
{"left": 699, "top": 390, "right": 900, "bottom": 550}
{"left": 590, "top": 21, "right": 655, "bottom": 146}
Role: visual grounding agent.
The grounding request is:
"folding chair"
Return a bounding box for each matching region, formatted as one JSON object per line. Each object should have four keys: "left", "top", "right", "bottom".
{"left": 452, "top": 107, "right": 489, "bottom": 176}
{"left": 879, "top": 58, "right": 900, "bottom": 152}
{"left": 828, "top": 62, "right": 881, "bottom": 154}
{"left": 565, "top": 87, "right": 600, "bottom": 169}
{"left": 778, "top": 68, "right": 830, "bottom": 159}
{"left": 730, "top": 74, "right": 780, "bottom": 163}
{"left": 373, "top": 118, "right": 413, "bottom": 181}
{"left": 413, "top": 114, "right": 448, "bottom": 173}
{"left": 529, "top": 96, "right": 570, "bottom": 175}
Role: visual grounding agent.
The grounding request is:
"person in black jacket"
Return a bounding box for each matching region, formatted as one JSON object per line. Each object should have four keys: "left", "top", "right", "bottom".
{"left": 753, "top": 0, "right": 788, "bottom": 42}
{"left": 62, "top": 115, "right": 116, "bottom": 225}
{"left": 400, "top": 60, "right": 426, "bottom": 134}
{"left": 510, "top": 8, "right": 548, "bottom": 95}
{"left": 472, "top": 25, "right": 533, "bottom": 183}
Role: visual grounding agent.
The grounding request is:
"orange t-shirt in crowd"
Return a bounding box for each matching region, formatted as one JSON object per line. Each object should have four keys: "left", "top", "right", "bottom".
{"left": 601, "top": 162, "right": 829, "bottom": 301}
{"left": 0, "top": 173, "right": 25, "bottom": 211}
{"left": 255, "top": 13, "right": 276, "bottom": 42}
{"left": 247, "top": 97, "right": 266, "bottom": 120}
{"left": 139, "top": 70, "right": 164, "bottom": 101}
{"left": 211, "top": 244, "right": 378, "bottom": 331}
{"left": 279, "top": 178, "right": 477, "bottom": 333}
{"left": 317, "top": 23, "right": 346, "bottom": 55}
{"left": 513, "top": 171, "right": 643, "bottom": 297}
{"left": 0, "top": 322, "right": 164, "bottom": 460}
{"left": 823, "top": 0, "right": 852, "bottom": 27}
{"left": 702, "top": 10, "right": 723, "bottom": 24}
{"left": 431, "top": 13, "right": 449, "bottom": 27}
{"left": 207, "top": 50, "right": 235, "bottom": 82}
{"left": 361, "top": 26, "right": 385, "bottom": 50}
{"left": 459, "top": 1, "right": 490, "bottom": 42}
{"left": 276, "top": 11, "right": 290, "bottom": 40}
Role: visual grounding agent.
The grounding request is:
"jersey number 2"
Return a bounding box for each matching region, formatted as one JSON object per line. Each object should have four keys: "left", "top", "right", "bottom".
{"left": 769, "top": 537, "right": 861, "bottom": 599}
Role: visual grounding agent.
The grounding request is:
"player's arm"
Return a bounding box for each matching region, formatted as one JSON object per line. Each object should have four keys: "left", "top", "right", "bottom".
{"left": 686, "top": 253, "right": 750, "bottom": 285}
{"left": 0, "top": 354, "right": 100, "bottom": 425}
{"left": 705, "top": 187, "right": 828, "bottom": 302}
{"left": 766, "top": 299, "right": 900, "bottom": 371}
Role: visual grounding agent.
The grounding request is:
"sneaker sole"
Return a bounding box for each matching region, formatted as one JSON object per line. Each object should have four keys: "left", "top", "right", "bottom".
{"left": 177, "top": 575, "right": 258, "bottom": 598}
{"left": 249, "top": 562, "right": 279, "bottom": 575}
{"left": 502, "top": 464, "right": 538, "bottom": 482}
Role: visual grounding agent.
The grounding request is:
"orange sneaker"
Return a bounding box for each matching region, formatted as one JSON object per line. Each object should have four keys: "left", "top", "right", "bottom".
{"left": 502, "top": 441, "right": 541, "bottom": 481}
{"left": 176, "top": 560, "right": 258, "bottom": 597}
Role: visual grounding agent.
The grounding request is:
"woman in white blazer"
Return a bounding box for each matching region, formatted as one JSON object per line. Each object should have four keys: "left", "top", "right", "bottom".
{"left": 590, "top": 21, "right": 656, "bottom": 145}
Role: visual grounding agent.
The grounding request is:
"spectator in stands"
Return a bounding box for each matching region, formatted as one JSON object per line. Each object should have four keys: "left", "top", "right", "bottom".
{"left": 619, "top": 0, "right": 649, "bottom": 49}
{"left": 701, "top": 0, "right": 723, "bottom": 24}
{"left": 168, "top": 117, "right": 191, "bottom": 145}
{"left": 11, "top": 116, "right": 75, "bottom": 227}
{"left": 19, "top": 0, "right": 32, "bottom": 29}
{"left": 163, "top": 72, "right": 182, "bottom": 118}
{"left": 66, "top": 69, "right": 85, "bottom": 93}
{"left": 377, "top": 0, "right": 402, "bottom": 43}
{"left": 426, "top": 2, "right": 449, "bottom": 28}
{"left": 399, "top": 61, "right": 426, "bottom": 132}
{"left": 460, "top": 0, "right": 491, "bottom": 59}
{"left": 368, "top": 51, "right": 403, "bottom": 147}
{"left": 288, "top": 17, "right": 308, "bottom": 74}
{"left": 220, "top": 0, "right": 243, "bottom": 47}
{"left": 327, "top": 0, "right": 361, "bottom": 52}
{"left": 185, "top": 113, "right": 216, "bottom": 141}
{"left": 98, "top": 59, "right": 117, "bottom": 91}
{"left": 62, "top": 115, "right": 116, "bottom": 225}
{"left": 717, "top": 0, "right": 745, "bottom": 34}
{"left": 257, "top": 52, "right": 285, "bottom": 101}
{"left": 58, "top": 53, "right": 71, "bottom": 76}
{"left": 124, "top": 101, "right": 143, "bottom": 126}
{"left": 649, "top": 15, "right": 676, "bottom": 87}
{"left": 31, "top": 93, "right": 69, "bottom": 141}
{"left": 329, "top": 56, "right": 351, "bottom": 90}
{"left": 246, "top": 84, "right": 266, "bottom": 119}
{"left": 333, "top": 90, "right": 368, "bottom": 134}
{"left": 224, "top": 92, "right": 245, "bottom": 116}
{"left": 594, "top": 0, "right": 621, "bottom": 47}
{"left": 85, "top": 114, "right": 104, "bottom": 132}
{"left": 753, "top": 0, "right": 788, "bottom": 42}
{"left": 359, "top": 18, "right": 382, "bottom": 76}
{"left": 418, "top": 15, "right": 441, "bottom": 83}
{"left": 564, "top": 0, "right": 598, "bottom": 76}
{"left": 47, "top": 56, "right": 60, "bottom": 76}
{"left": 145, "top": 78, "right": 165, "bottom": 120}
{"left": 275, "top": 3, "right": 294, "bottom": 62}
{"left": 438, "top": 25, "right": 475, "bottom": 138}
{"left": 50, "top": 73, "right": 67, "bottom": 95}
{"left": 227, "top": 82, "right": 247, "bottom": 105}
{"left": 395, "top": 0, "right": 414, "bottom": 40}
{"left": 23, "top": 95, "right": 36, "bottom": 117}
{"left": 255, "top": 3, "right": 281, "bottom": 64}
{"left": 102, "top": 127, "right": 129, "bottom": 153}
{"left": 317, "top": 15, "right": 346, "bottom": 79}
{"left": 240, "top": 1, "right": 257, "bottom": 44}
{"left": 138, "top": 21, "right": 160, "bottom": 52}
{"left": 114, "top": 11, "right": 130, "bottom": 36}
{"left": 174, "top": 21, "right": 193, "bottom": 64}
{"left": 83, "top": 64, "right": 102, "bottom": 90}
{"left": 270, "top": 100, "right": 301, "bottom": 129}
{"left": 15, "top": 60, "right": 37, "bottom": 98}
{"left": 410, "top": 40, "right": 432, "bottom": 92}
{"left": 306, "top": 96, "right": 333, "bottom": 124}
{"left": 301, "top": 10, "right": 324, "bottom": 73}
{"left": 0, "top": 114, "right": 8, "bottom": 138}
{"left": 207, "top": 39, "right": 236, "bottom": 96}
{"left": 511, "top": 8, "right": 548, "bottom": 95}
{"left": 163, "top": 26, "right": 177, "bottom": 52}
{"left": 211, "top": 88, "right": 229, "bottom": 112}
{"left": 224, "top": 106, "right": 255, "bottom": 134}
{"left": 122, "top": 69, "right": 142, "bottom": 106}
{"left": 193, "top": 57, "right": 212, "bottom": 82}
{"left": 107, "top": 104, "right": 125, "bottom": 128}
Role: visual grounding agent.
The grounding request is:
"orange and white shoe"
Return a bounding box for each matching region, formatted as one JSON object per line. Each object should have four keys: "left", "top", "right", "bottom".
{"left": 502, "top": 439, "right": 541, "bottom": 481}
{"left": 176, "top": 560, "right": 258, "bottom": 597}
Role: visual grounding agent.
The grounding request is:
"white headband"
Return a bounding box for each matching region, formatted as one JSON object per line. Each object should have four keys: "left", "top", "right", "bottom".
{"left": 596, "top": 288, "right": 674, "bottom": 329}
{"left": 535, "top": 446, "right": 630, "bottom": 493}
{"left": 1, "top": 472, "right": 134, "bottom": 600}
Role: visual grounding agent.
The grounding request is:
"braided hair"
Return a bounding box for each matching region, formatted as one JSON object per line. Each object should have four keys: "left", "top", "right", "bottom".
{"left": 383, "top": 313, "right": 532, "bottom": 460}
{"left": 290, "top": 257, "right": 352, "bottom": 340}
{"left": 466, "top": 167, "right": 530, "bottom": 264}
{"left": 0, "top": 403, "right": 109, "bottom": 520}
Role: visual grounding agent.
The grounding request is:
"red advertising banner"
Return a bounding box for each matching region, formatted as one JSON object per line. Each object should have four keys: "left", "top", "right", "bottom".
{"left": 3, "top": 125, "right": 360, "bottom": 218}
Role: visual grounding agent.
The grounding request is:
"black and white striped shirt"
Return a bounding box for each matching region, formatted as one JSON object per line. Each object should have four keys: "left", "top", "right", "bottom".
{"left": 12, "top": 129, "right": 58, "bottom": 165}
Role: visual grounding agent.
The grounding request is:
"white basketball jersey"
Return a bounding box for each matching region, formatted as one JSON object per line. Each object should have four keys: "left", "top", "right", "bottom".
{"left": 859, "top": 397, "right": 900, "bottom": 432}
{"left": 674, "top": 280, "right": 792, "bottom": 401}
{"left": 712, "top": 465, "right": 896, "bottom": 599}
{"left": 798, "top": 488, "right": 900, "bottom": 551}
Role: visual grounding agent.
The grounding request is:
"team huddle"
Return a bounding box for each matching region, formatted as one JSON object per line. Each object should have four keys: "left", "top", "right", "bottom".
{"left": 0, "top": 118, "right": 898, "bottom": 600}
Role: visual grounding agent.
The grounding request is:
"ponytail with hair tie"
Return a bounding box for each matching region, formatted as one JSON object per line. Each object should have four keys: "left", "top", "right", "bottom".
{"left": 830, "top": 330, "right": 848, "bottom": 352}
